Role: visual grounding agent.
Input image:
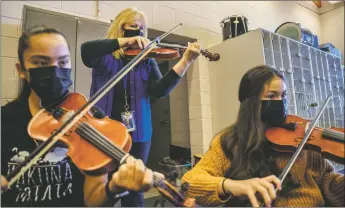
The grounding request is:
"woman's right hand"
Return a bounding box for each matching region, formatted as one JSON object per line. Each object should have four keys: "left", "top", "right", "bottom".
{"left": 224, "top": 175, "right": 282, "bottom": 207}
{"left": 108, "top": 156, "right": 154, "bottom": 193}
{"left": 1, "top": 175, "right": 9, "bottom": 192}
{"left": 118, "top": 36, "right": 150, "bottom": 49}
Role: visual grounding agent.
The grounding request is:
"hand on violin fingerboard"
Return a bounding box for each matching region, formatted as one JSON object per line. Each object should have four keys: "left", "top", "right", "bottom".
{"left": 172, "top": 42, "right": 201, "bottom": 77}
{"left": 182, "top": 42, "right": 201, "bottom": 64}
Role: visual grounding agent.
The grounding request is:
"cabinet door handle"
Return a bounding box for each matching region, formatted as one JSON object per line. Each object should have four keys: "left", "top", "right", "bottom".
{"left": 160, "top": 120, "right": 169, "bottom": 125}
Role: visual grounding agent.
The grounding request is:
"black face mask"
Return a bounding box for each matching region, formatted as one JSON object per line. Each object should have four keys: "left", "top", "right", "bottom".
{"left": 261, "top": 99, "right": 287, "bottom": 126}
{"left": 28, "top": 66, "right": 72, "bottom": 107}
{"left": 123, "top": 29, "right": 143, "bottom": 38}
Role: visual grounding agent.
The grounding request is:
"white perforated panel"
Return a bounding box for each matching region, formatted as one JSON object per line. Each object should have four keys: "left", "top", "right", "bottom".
{"left": 261, "top": 29, "right": 344, "bottom": 128}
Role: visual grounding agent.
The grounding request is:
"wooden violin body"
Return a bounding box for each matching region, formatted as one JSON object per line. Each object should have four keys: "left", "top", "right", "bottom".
{"left": 28, "top": 93, "right": 132, "bottom": 175}
{"left": 266, "top": 115, "right": 345, "bottom": 164}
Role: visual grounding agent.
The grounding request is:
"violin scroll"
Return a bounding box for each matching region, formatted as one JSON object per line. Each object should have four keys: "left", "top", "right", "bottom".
{"left": 201, "top": 49, "right": 220, "bottom": 62}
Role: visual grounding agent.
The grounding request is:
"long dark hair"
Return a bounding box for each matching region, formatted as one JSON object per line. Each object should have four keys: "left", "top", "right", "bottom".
{"left": 15, "top": 25, "right": 69, "bottom": 101}
{"left": 221, "top": 65, "right": 285, "bottom": 180}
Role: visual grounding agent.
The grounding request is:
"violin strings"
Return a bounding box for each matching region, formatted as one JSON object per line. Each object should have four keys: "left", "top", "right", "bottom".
{"left": 84, "top": 123, "right": 129, "bottom": 157}
{"left": 78, "top": 125, "right": 124, "bottom": 162}
{"left": 74, "top": 124, "right": 119, "bottom": 160}
{"left": 57, "top": 108, "right": 115, "bottom": 147}
{"left": 83, "top": 123, "right": 129, "bottom": 160}
{"left": 77, "top": 123, "right": 126, "bottom": 161}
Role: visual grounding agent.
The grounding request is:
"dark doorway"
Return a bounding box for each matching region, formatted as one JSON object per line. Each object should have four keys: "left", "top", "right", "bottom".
{"left": 146, "top": 60, "right": 171, "bottom": 171}
{"left": 146, "top": 30, "right": 195, "bottom": 172}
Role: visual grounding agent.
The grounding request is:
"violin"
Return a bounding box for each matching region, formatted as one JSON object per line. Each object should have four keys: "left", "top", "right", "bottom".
{"left": 266, "top": 114, "right": 344, "bottom": 164}
{"left": 260, "top": 92, "right": 343, "bottom": 207}
{"left": 124, "top": 42, "right": 220, "bottom": 62}
{"left": 27, "top": 92, "right": 192, "bottom": 206}
{"left": 5, "top": 23, "right": 196, "bottom": 207}
{"left": 28, "top": 93, "right": 132, "bottom": 174}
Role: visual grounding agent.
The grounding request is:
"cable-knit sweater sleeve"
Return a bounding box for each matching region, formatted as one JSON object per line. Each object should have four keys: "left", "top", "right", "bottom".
{"left": 181, "top": 133, "right": 231, "bottom": 206}
{"left": 321, "top": 160, "right": 345, "bottom": 206}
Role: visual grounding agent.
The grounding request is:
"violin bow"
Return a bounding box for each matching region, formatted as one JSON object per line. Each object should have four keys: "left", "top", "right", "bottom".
{"left": 5, "top": 23, "right": 183, "bottom": 188}
{"left": 260, "top": 91, "right": 333, "bottom": 207}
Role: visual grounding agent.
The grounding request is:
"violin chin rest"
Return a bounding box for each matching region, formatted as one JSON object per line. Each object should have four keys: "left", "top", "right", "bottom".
{"left": 280, "top": 122, "right": 297, "bottom": 131}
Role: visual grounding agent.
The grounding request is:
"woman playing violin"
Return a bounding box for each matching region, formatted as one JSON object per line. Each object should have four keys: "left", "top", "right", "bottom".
{"left": 1, "top": 25, "right": 162, "bottom": 207}
{"left": 182, "top": 65, "right": 344, "bottom": 207}
{"left": 80, "top": 7, "right": 200, "bottom": 207}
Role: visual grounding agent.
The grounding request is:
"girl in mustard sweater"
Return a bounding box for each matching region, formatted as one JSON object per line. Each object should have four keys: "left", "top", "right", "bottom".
{"left": 182, "top": 65, "right": 344, "bottom": 207}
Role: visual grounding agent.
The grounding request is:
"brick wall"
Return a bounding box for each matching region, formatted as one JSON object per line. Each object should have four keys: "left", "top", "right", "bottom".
{"left": 1, "top": 1, "right": 323, "bottom": 157}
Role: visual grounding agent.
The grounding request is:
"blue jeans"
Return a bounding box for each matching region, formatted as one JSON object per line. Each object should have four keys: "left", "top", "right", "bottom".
{"left": 121, "top": 140, "right": 151, "bottom": 207}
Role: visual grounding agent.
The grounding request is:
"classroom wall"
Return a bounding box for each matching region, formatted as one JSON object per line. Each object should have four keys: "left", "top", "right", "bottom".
{"left": 320, "top": 5, "right": 344, "bottom": 63}
{"left": 1, "top": 1, "right": 324, "bottom": 156}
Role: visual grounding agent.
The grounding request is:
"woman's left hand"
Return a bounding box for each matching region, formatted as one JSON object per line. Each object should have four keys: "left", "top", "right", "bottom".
{"left": 182, "top": 42, "right": 201, "bottom": 64}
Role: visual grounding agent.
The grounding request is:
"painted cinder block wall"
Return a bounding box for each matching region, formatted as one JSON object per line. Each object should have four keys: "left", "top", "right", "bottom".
{"left": 1, "top": 1, "right": 324, "bottom": 157}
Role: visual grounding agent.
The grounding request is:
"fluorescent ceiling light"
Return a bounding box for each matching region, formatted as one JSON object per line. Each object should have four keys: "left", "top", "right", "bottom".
{"left": 328, "top": 1, "right": 341, "bottom": 4}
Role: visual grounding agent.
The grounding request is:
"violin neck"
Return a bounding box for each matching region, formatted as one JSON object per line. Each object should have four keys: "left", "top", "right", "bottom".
{"left": 157, "top": 42, "right": 210, "bottom": 54}
{"left": 157, "top": 43, "right": 187, "bottom": 49}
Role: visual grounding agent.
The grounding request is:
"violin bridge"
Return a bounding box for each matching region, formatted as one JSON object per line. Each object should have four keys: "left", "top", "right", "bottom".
{"left": 304, "top": 122, "right": 310, "bottom": 134}
{"left": 60, "top": 110, "right": 75, "bottom": 124}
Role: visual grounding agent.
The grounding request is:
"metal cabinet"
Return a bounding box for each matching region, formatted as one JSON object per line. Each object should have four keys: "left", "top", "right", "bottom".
{"left": 261, "top": 29, "right": 344, "bottom": 128}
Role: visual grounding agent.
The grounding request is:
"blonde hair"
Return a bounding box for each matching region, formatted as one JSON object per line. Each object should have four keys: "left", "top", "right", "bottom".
{"left": 108, "top": 8, "right": 148, "bottom": 59}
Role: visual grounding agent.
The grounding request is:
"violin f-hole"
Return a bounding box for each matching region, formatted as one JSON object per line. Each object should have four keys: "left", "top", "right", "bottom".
{"left": 294, "top": 135, "right": 315, "bottom": 143}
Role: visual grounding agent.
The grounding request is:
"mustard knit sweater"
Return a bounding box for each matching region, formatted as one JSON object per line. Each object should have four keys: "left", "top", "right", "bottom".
{"left": 182, "top": 132, "right": 344, "bottom": 207}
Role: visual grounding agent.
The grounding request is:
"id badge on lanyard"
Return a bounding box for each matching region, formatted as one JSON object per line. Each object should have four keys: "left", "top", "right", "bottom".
{"left": 121, "top": 74, "right": 136, "bottom": 132}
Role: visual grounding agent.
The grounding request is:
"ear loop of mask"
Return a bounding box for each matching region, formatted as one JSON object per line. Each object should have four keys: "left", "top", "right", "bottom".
{"left": 19, "top": 66, "right": 31, "bottom": 92}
